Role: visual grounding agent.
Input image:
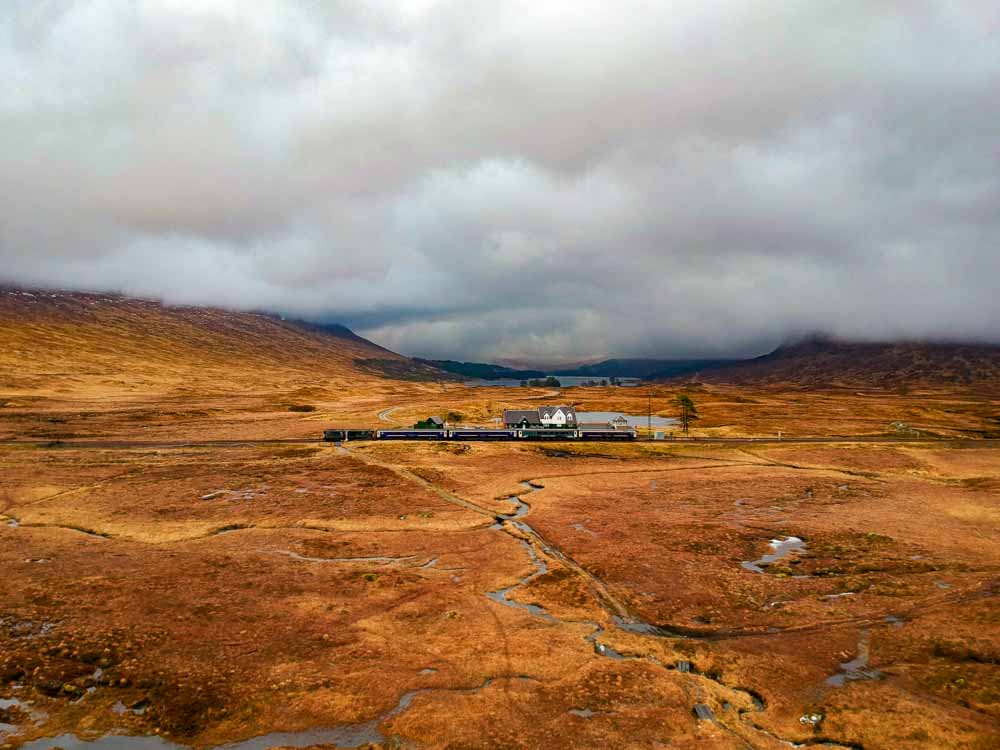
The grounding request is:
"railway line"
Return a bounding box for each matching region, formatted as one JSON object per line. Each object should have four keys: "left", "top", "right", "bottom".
{"left": 1, "top": 435, "right": 997, "bottom": 450}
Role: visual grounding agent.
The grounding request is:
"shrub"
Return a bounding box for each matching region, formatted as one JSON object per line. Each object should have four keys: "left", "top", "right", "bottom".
{"left": 287, "top": 404, "right": 316, "bottom": 412}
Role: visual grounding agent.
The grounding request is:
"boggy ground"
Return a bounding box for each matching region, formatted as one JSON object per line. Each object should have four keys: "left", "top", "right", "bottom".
{"left": 2, "top": 438, "right": 998, "bottom": 749}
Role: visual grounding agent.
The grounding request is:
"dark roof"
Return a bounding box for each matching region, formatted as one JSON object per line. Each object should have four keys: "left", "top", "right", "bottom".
{"left": 503, "top": 409, "right": 541, "bottom": 425}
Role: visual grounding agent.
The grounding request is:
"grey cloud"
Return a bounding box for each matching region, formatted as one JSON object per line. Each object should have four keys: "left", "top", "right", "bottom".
{"left": 1, "top": 1, "right": 999, "bottom": 362}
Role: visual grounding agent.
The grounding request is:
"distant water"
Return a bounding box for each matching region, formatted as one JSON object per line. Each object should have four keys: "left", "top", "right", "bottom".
{"left": 576, "top": 412, "right": 677, "bottom": 427}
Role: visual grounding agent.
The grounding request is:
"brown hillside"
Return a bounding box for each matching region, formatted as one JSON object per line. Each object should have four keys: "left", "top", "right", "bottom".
{"left": 0, "top": 288, "right": 447, "bottom": 398}
{"left": 680, "top": 336, "right": 1000, "bottom": 391}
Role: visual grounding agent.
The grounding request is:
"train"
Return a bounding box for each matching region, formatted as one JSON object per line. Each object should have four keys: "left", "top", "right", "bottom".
{"left": 322, "top": 426, "right": 636, "bottom": 442}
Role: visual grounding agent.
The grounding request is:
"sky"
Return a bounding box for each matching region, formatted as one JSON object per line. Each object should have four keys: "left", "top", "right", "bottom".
{"left": 2, "top": 1, "right": 999, "bottom": 364}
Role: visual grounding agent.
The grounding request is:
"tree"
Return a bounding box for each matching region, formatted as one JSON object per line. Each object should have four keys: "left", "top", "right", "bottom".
{"left": 676, "top": 394, "right": 699, "bottom": 434}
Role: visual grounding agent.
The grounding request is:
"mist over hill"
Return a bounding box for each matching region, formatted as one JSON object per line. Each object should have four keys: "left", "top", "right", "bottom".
{"left": 0, "top": 288, "right": 450, "bottom": 397}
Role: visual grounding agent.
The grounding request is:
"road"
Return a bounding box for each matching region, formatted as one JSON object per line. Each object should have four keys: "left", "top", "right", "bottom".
{"left": 377, "top": 406, "right": 401, "bottom": 422}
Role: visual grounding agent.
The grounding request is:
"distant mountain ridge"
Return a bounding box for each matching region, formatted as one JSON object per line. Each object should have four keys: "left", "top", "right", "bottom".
{"left": 418, "top": 356, "right": 734, "bottom": 381}
{"left": 554, "top": 357, "right": 734, "bottom": 380}
{"left": 415, "top": 358, "right": 546, "bottom": 380}
{"left": 661, "top": 336, "right": 1000, "bottom": 390}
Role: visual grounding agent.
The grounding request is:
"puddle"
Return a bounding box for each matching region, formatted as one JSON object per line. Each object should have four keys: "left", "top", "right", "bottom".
{"left": 0, "top": 695, "right": 48, "bottom": 739}
{"left": 18, "top": 688, "right": 424, "bottom": 750}
{"left": 18, "top": 737, "right": 182, "bottom": 750}
{"left": 825, "top": 629, "right": 882, "bottom": 687}
{"left": 32, "top": 678, "right": 522, "bottom": 750}
{"left": 419, "top": 668, "right": 437, "bottom": 675}
{"left": 611, "top": 615, "right": 683, "bottom": 639}
{"left": 934, "top": 581, "right": 952, "bottom": 590}
{"left": 576, "top": 412, "right": 677, "bottom": 427}
{"left": 741, "top": 536, "right": 806, "bottom": 573}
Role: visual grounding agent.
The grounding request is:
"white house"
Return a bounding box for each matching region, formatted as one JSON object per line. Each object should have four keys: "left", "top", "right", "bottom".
{"left": 538, "top": 406, "right": 577, "bottom": 427}
{"left": 503, "top": 406, "right": 578, "bottom": 428}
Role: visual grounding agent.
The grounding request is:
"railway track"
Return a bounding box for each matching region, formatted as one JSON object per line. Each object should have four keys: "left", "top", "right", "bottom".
{"left": 1, "top": 436, "right": 998, "bottom": 449}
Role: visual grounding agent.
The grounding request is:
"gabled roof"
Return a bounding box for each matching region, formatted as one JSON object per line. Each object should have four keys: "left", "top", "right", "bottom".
{"left": 502, "top": 409, "right": 541, "bottom": 424}
{"left": 538, "top": 405, "right": 577, "bottom": 421}
{"left": 429, "top": 415, "right": 444, "bottom": 426}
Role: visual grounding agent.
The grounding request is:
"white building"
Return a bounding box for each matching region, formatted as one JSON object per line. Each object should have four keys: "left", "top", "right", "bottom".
{"left": 503, "top": 406, "right": 578, "bottom": 428}
{"left": 538, "top": 406, "right": 577, "bottom": 427}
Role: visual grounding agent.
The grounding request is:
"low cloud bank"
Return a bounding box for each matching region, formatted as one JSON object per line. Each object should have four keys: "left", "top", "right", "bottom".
{"left": 2, "top": 2, "right": 998, "bottom": 360}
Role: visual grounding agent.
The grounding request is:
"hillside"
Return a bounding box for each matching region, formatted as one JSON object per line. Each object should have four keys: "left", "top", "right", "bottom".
{"left": 0, "top": 288, "right": 448, "bottom": 398}
{"left": 670, "top": 336, "right": 1000, "bottom": 391}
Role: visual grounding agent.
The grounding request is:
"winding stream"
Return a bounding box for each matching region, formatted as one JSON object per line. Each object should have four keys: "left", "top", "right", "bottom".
{"left": 8, "top": 470, "right": 866, "bottom": 750}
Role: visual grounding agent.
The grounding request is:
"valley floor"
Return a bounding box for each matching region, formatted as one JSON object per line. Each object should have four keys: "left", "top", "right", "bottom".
{"left": 1, "top": 386, "right": 999, "bottom": 749}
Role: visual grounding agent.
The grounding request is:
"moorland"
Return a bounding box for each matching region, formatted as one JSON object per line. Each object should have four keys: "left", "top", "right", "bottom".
{"left": 1, "top": 290, "right": 998, "bottom": 750}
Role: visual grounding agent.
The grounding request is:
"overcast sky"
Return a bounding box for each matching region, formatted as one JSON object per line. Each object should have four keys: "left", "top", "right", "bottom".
{"left": 2, "top": 1, "right": 999, "bottom": 363}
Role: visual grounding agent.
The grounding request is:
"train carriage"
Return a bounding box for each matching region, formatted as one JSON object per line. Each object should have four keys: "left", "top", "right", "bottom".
{"left": 516, "top": 428, "right": 579, "bottom": 440}
{"left": 375, "top": 429, "right": 447, "bottom": 440}
{"left": 578, "top": 428, "right": 637, "bottom": 440}
{"left": 323, "top": 429, "right": 375, "bottom": 441}
{"left": 324, "top": 425, "right": 639, "bottom": 442}
{"left": 447, "top": 429, "right": 517, "bottom": 440}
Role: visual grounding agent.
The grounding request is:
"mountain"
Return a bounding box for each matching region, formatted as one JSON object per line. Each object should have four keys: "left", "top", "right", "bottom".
{"left": 0, "top": 287, "right": 451, "bottom": 398}
{"left": 553, "top": 358, "right": 733, "bottom": 380}
{"left": 414, "top": 359, "right": 546, "bottom": 380}
{"left": 663, "top": 336, "right": 1000, "bottom": 390}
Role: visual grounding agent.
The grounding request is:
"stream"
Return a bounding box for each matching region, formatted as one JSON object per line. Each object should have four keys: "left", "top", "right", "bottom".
{"left": 7, "top": 474, "right": 865, "bottom": 750}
